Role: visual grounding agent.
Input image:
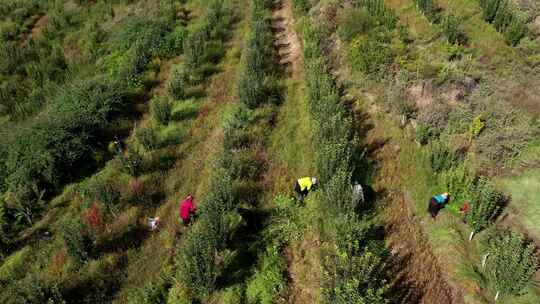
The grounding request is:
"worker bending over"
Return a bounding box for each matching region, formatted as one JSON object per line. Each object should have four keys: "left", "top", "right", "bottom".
{"left": 294, "top": 177, "right": 318, "bottom": 202}
{"left": 180, "top": 194, "right": 197, "bottom": 225}
{"left": 428, "top": 192, "right": 450, "bottom": 218}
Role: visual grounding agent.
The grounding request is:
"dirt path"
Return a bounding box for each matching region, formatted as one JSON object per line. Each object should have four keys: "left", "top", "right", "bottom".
{"left": 268, "top": 1, "right": 321, "bottom": 303}
{"left": 271, "top": 0, "right": 303, "bottom": 79}
{"left": 362, "top": 106, "right": 461, "bottom": 304}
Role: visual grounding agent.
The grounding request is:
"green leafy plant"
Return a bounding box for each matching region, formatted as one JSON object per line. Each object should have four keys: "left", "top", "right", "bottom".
{"left": 177, "top": 222, "right": 219, "bottom": 299}
{"left": 246, "top": 246, "right": 286, "bottom": 304}
{"left": 85, "top": 178, "right": 121, "bottom": 218}
{"left": 347, "top": 34, "right": 394, "bottom": 78}
{"left": 135, "top": 127, "right": 159, "bottom": 151}
{"left": 464, "top": 177, "right": 503, "bottom": 233}
{"left": 441, "top": 14, "right": 465, "bottom": 45}
{"left": 292, "top": 0, "right": 310, "bottom": 16}
{"left": 478, "top": 0, "right": 527, "bottom": 46}
{"left": 416, "top": 123, "right": 434, "bottom": 145}
{"left": 469, "top": 114, "right": 485, "bottom": 140}
{"left": 484, "top": 230, "right": 538, "bottom": 297}
{"left": 118, "top": 148, "right": 144, "bottom": 178}
{"left": 323, "top": 250, "right": 388, "bottom": 304}
{"left": 151, "top": 97, "right": 173, "bottom": 125}
{"left": 426, "top": 140, "right": 458, "bottom": 173}
{"left": 168, "top": 65, "right": 187, "bottom": 100}
{"left": 128, "top": 281, "right": 169, "bottom": 304}
{"left": 414, "top": 0, "right": 440, "bottom": 22}
{"left": 238, "top": 1, "right": 273, "bottom": 108}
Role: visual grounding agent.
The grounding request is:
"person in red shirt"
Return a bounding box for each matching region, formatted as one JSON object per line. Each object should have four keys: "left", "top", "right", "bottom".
{"left": 180, "top": 194, "right": 197, "bottom": 225}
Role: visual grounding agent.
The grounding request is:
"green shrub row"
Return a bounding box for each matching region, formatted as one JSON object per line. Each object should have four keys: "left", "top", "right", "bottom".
{"left": 412, "top": 0, "right": 467, "bottom": 45}
{"left": 172, "top": 1, "right": 243, "bottom": 301}
{"left": 300, "top": 18, "right": 389, "bottom": 303}
{"left": 342, "top": 1, "right": 398, "bottom": 78}
{"left": 238, "top": 0, "right": 278, "bottom": 108}
{"left": 167, "top": 0, "right": 234, "bottom": 99}
{"left": 479, "top": 0, "right": 527, "bottom": 46}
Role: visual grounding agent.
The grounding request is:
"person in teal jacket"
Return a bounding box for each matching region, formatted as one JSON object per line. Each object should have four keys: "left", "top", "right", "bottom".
{"left": 428, "top": 192, "right": 449, "bottom": 218}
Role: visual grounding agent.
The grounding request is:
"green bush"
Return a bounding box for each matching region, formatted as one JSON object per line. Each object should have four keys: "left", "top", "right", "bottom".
{"left": 479, "top": 0, "right": 527, "bottom": 46}
{"left": 9, "top": 273, "right": 65, "bottom": 304}
{"left": 438, "top": 162, "right": 475, "bottom": 206}
{"left": 85, "top": 178, "right": 121, "bottom": 217}
{"left": 164, "top": 25, "right": 188, "bottom": 56}
{"left": 127, "top": 281, "right": 168, "bottom": 304}
{"left": 416, "top": 123, "right": 434, "bottom": 145}
{"left": 166, "top": 283, "right": 191, "bottom": 304}
{"left": 135, "top": 127, "right": 159, "bottom": 151}
{"left": 302, "top": 18, "right": 390, "bottom": 304}
{"left": 222, "top": 285, "right": 245, "bottom": 304}
{"left": 0, "top": 246, "right": 31, "bottom": 284}
{"left": 151, "top": 97, "right": 173, "bottom": 125}
{"left": 503, "top": 15, "right": 527, "bottom": 46}
{"left": 426, "top": 140, "right": 458, "bottom": 173}
{"left": 1, "top": 76, "right": 129, "bottom": 195}
{"left": 441, "top": 14, "right": 465, "bottom": 45}
{"left": 347, "top": 34, "right": 394, "bottom": 78}
{"left": 60, "top": 216, "right": 92, "bottom": 264}
{"left": 200, "top": 168, "right": 236, "bottom": 249}
{"left": 3, "top": 183, "right": 45, "bottom": 226}
{"left": 265, "top": 196, "right": 305, "bottom": 245}
{"left": 355, "top": 0, "right": 397, "bottom": 28}
{"left": 171, "top": 99, "right": 199, "bottom": 121}
{"left": 464, "top": 177, "right": 503, "bottom": 232}
{"left": 223, "top": 105, "right": 252, "bottom": 150}
{"left": 414, "top": 0, "right": 440, "bottom": 22}
{"left": 238, "top": 2, "right": 273, "bottom": 108}
{"left": 323, "top": 250, "right": 388, "bottom": 304}
{"left": 246, "top": 246, "right": 286, "bottom": 304}
{"left": 177, "top": 222, "right": 219, "bottom": 299}
{"left": 484, "top": 230, "right": 538, "bottom": 297}
{"left": 168, "top": 65, "right": 187, "bottom": 100}
{"left": 118, "top": 148, "right": 144, "bottom": 177}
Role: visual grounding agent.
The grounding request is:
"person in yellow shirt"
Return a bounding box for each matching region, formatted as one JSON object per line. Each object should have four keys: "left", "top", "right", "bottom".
{"left": 294, "top": 177, "right": 318, "bottom": 202}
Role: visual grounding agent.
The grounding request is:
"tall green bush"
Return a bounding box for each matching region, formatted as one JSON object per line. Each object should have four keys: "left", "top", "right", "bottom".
{"left": 484, "top": 230, "right": 538, "bottom": 297}
{"left": 151, "top": 97, "right": 173, "bottom": 125}
{"left": 441, "top": 15, "right": 465, "bottom": 45}
{"left": 238, "top": 1, "right": 273, "bottom": 108}
{"left": 478, "top": 0, "right": 527, "bottom": 46}
{"left": 246, "top": 246, "right": 286, "bottom": 304}
{"left": 464, "top": 177, "right": 503, "bottom": 232}
{"left": 301, "top": 19, "right": 389, "bottom": 304}
{"left": 414, "top": 0, "right": 439, "bottom": 22}
{"left": 168, "top": 65, "right": 187, "bottom": 100}
{"left": 323, "top": 250, "right": 388, "bottom": 304}
{"left": 177, "top": 222, "right": 219, "bottom": 299}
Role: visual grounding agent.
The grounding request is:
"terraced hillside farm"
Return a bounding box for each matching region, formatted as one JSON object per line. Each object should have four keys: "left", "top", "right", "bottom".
{"left": 0, "top": 0, "right": 539, "bottom": 303}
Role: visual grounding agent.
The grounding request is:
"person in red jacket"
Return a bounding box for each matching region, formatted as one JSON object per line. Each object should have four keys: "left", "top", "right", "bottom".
{"left": 180, "top": 194, "right": 197, "bottom": 225}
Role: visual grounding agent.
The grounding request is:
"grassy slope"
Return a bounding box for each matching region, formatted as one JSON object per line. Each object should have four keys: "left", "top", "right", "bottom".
{"left": 497, "top": 169, "right": 540, "bottom": 240}
{"left": 112, "top": 3, "right": 249, "bottom": 301}
{"left": 343, "top": 0, "right": 540, "bottom": 302}
{"left": 0, "top": 0, "right": 248, "bottom": 302}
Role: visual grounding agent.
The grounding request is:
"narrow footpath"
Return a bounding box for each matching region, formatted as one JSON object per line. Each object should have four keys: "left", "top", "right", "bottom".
{"left": 268, "top": 0, "right": 320, "bottom": 303}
